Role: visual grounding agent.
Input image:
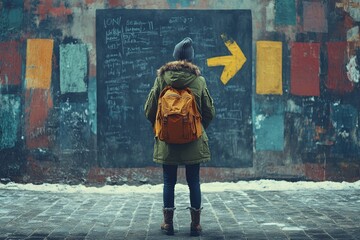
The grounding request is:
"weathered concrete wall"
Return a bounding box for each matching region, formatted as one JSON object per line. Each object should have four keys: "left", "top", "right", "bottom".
{"left": 0, "top": 0, "right": 359, "bottom": 185}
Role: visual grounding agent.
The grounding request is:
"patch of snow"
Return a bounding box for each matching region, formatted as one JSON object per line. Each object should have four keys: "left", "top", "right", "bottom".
{"left": 245, "top": 204, "right": 258, "bottom": 208}
{"left": 281, "top": 226, "right": 306, "bottom": 231}
{"left": 261, "top": 222, "right": 306, "bottom": 231}
{"left": 261, "top": 223, "right": 286, "bottom": 228}
{"left": 0, "top": 180, "right": 359, "bottom": 194}
{"left": 346, "top": 55, "right": 359, "bottom": 83}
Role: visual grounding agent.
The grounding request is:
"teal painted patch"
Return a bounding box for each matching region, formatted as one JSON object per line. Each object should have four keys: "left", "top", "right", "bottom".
{"left": 0, "top": 94, "right": 21, "bottom": 149}
{"left": 0, "top": 0, "right": 23, "bottom": 35}
{"left": 60, "top": 44, "right": 88, "bottom": 93}
{"left": 8, "top": 7, "right": 22, "bottom": 28}
{"left": 275, "top": 0, "right": 296, "bottom": 26}
{"left": 254, "top": 97, "right": 284, "bottom": 151}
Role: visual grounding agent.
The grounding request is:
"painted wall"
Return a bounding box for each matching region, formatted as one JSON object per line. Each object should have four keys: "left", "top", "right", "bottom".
{"left": 0, "top": 0, "right": 359, "bottom": 185}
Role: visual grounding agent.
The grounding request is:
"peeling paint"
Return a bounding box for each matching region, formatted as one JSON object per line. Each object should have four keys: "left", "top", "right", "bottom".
{"left": 285, "top": 99, "right": 302, "bottom": 114}
{"left": 346, "top": 56, "right": 359, "bottom": 83}
{"left": 331, "top": 104, "right": 359, "bottom": 156}
{"left": 255, "top": 114, "right": 266, "bottom": 130}
{"left": 60, "top": 101, "right": 90, "bottom": 151}
{"left": 347, "top": 0, "right": 360, "bottom": 22}
{"left": 347, "top": 26, "right": 359, "bottom": 41}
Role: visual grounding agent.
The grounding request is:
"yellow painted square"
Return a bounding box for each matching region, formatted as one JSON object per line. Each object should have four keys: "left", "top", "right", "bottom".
{"left": 256, "top": 41, "right": 283, "bottom": 95}
{"left": 25, "top": 39, "right": 54, "bottom": 89}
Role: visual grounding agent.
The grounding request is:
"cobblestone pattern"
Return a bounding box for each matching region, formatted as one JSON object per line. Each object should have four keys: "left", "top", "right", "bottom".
{"left": 0, "top": 189, "right": 359, "bottom": 239}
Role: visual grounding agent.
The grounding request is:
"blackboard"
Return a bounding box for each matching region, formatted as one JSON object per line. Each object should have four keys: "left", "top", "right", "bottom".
{"left": 96, "top": 9, "right": 253, "bottom": 167}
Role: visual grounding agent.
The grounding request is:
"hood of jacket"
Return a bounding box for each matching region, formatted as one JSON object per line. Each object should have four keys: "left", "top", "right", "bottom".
{"left": 157, "top": 60, "right": 201, "bottom": 88}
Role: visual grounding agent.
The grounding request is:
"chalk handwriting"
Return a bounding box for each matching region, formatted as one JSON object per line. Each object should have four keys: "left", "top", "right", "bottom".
{"left": 169, "top": 16, "right": 193, "bottom": 24}
{"left": 106, "top": 28, "right": 122, "bottom": 44}
{"left": 104, "top": 17, "right": 122, "bottom": 28}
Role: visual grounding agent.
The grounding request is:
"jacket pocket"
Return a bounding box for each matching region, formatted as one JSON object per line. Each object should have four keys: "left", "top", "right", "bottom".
{"left": 153, "top": 137, "right": 169, "bottom": 161}
{"left": 200, "top": 133, "right": 210, "bottom": 157}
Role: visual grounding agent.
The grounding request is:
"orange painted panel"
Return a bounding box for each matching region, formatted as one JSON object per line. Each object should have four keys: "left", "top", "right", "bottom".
{"left": 25, "top": 39, "right": 54, "bottom": 89}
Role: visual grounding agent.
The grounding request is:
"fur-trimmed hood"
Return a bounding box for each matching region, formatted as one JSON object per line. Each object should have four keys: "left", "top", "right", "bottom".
{"left": 157, "top": 60, "right": 201, "bottom": 76}
{"left": 157, "top": 61, "right": 201, "bottom": 88}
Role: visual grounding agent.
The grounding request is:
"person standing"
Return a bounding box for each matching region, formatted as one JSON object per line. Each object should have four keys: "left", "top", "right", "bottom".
{"left": 144, "top": 37, "right": 215, "bottom": 236}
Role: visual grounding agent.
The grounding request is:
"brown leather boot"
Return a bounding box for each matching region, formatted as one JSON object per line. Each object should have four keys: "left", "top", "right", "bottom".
{"left": 161, "top": 208, "right": 175, "bottom": 235}
{"left": 189, "top": 207, "right": 202, "bottom": 236}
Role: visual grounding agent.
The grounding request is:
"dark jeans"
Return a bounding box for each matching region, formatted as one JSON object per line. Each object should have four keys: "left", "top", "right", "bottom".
{"left": 163, "top": 164, "right": 201, "bottom": 209}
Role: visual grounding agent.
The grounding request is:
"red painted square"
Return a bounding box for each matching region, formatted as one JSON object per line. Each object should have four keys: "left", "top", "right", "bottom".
{"left": 326, "top": 42, "right": 354, "bottom": 93}
{"left": 291, "top": 42, "right": 320, "bottom": 96}
{"left": 0, "top": 41, "right": 22, "bottom": 86}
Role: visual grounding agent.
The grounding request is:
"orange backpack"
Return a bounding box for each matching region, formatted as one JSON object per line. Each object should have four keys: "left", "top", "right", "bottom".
{"left": 154, "top": 86, "right": 202, "bottom": 144}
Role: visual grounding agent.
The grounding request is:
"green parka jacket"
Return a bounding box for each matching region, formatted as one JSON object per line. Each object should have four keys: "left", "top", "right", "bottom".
{"left": 144, "top": 60, "right": 215, "bottom": 165}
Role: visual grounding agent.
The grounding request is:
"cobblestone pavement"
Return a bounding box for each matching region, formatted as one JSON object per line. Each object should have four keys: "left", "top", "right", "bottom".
{"left": 0, "top": 187, "right": 359, "bottom": 240}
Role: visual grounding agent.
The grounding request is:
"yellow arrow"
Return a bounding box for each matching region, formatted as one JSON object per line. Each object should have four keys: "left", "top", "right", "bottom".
{"left": 207, "top": 34, "right": 247, "bottom": 85}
